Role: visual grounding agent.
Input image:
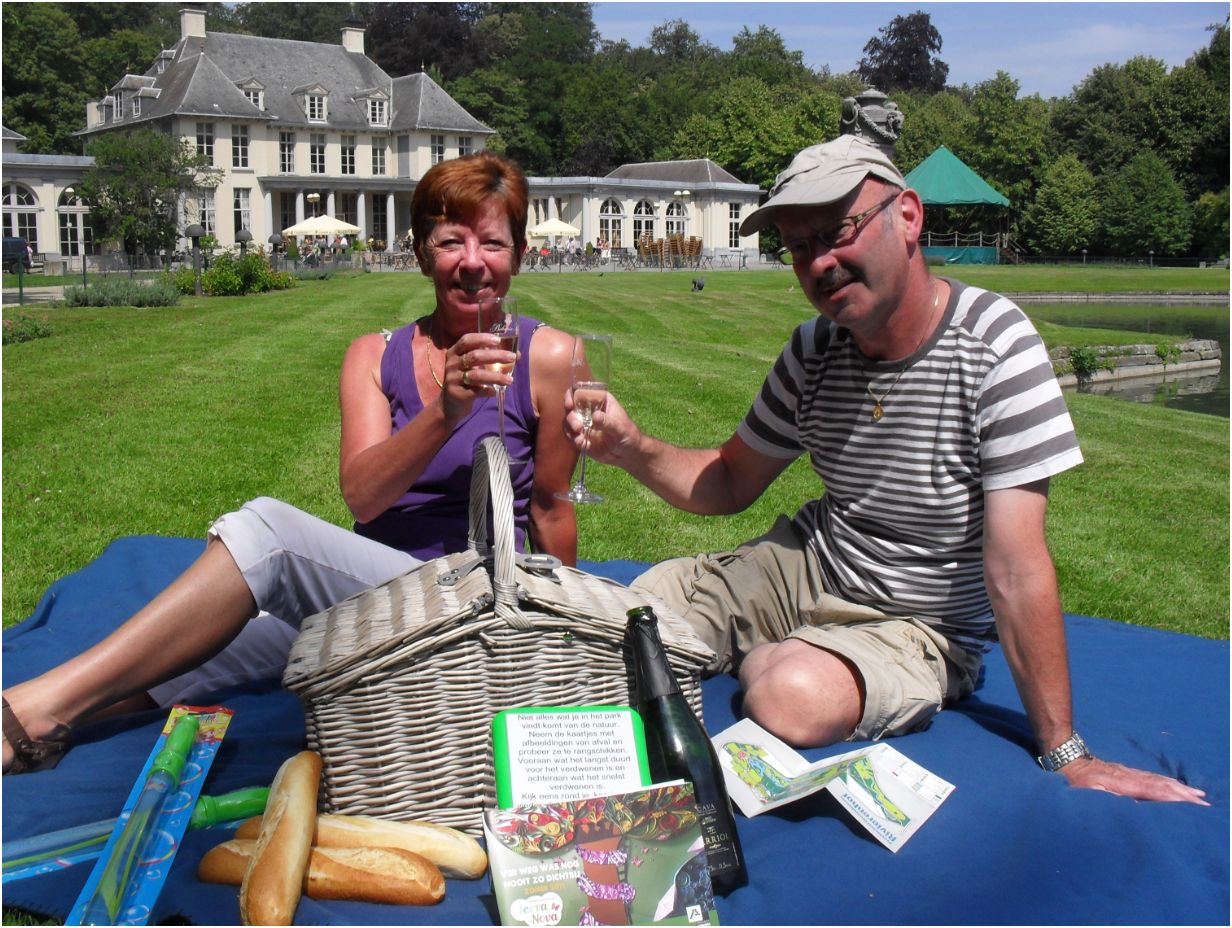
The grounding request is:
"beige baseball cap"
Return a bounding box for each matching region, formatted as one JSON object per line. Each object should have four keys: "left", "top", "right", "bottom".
{"left": 739, "top": 135, "right": 906, "bottom": 236}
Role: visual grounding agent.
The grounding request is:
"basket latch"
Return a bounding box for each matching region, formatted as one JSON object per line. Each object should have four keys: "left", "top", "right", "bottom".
{"left": 516, "top": 552, "right": 562, "bottom": 578}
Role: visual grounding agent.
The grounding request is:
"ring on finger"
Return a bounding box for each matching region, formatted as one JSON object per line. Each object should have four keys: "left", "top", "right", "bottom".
{"left": 462, "top": 369, "right": 471, "bottom": 388}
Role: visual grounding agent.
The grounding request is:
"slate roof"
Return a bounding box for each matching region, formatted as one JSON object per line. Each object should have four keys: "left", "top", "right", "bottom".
{"left": 390, "top": 73, "right": 492, "bottom": 134}
{"left": 606, "top": 158, "right": 744, "bottom": 185}
{"left": 81, "top": 30, "right": 489, "bottom": 135}
{"left": 3, "top": 126, "right": 28, "bottom": 141}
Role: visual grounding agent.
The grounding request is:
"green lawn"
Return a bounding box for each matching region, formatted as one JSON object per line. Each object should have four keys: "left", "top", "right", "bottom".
{"left": 3, "top": 270, "right": 1228, "bottom": 640}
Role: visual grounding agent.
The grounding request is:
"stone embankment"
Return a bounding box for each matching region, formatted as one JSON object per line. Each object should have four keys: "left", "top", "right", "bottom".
{"left": 1010, "top": 291, "right": 1228, "bottom": 304}
{"left": 1050, "top": 339, "right": 1222, "bottom": 387}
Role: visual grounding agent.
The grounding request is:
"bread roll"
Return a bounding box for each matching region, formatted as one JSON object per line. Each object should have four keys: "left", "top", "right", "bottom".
{"left": 239, "top": 750, "right": 321, "bottom": 925}
{"left": 236, "top": 811, "right": 486, "bottom": 879}
{"left": 201, "top": 839, "right": 445, "bottom": 906}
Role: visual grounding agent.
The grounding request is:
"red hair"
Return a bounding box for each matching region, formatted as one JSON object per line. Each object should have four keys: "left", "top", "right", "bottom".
{"left": 411, "top": 151, "right": 528, "bottom": 271}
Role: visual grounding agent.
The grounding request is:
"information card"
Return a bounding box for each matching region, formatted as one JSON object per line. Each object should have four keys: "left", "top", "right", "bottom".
{"left": 492, "top": 706, "right": 652, "bottom": 808}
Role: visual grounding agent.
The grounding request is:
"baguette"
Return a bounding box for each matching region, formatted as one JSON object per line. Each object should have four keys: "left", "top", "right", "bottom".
{"left": 239, "top": 750, "right": 321, "bottom": 925}
{"left": 236, "top": 811, "right": 487, "bottom": 879}
{"left": 201, "top": 839, "right": 445, "bottom": 906}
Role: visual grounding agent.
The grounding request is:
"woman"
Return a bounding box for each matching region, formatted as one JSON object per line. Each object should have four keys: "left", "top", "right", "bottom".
{"left": 2, "top": 152, "right": 576, "bottom": 773}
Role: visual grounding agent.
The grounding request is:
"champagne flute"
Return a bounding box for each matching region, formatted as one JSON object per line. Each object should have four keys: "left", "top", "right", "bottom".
{"left": 477, "top": 296, "right": 519, "bottom": 449}
{"left": 557, "top": 333, "right": 612, "bottom": 504}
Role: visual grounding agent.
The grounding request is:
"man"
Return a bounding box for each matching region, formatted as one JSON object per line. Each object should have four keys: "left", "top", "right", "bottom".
{"left": 567, "top": 135, "right": 1205, "bottom": 804}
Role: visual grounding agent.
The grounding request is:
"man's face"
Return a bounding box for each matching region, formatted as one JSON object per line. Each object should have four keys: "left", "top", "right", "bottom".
{"left": 774, "top": 180, "right": 910, "bottom": 338}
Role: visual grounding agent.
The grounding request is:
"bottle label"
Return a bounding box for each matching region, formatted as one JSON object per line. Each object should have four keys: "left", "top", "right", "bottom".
{"left": 695, "top": 800, "right": 741, "bottom": 874}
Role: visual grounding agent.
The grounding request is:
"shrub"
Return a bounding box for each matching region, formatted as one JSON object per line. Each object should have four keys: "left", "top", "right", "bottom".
{"left": 169, "top": 251, "right": 293, "bottom": 296}
{"left": 170, "top": 266, "right": 196, "bottom": 294}
{"left": 3, "top": 313, "right": 52, "bottom": 345}
{"left": 63, "top": 275, "right": 180, "bottom": 307}
{"left": 234, "top": 251, "right": 294, "bottom": 293}
{"left": 201, "top": 252, "right": 244, "bottom": 295}
{"left": 1066, "top": 346, "right": 1111, "bottom": 384}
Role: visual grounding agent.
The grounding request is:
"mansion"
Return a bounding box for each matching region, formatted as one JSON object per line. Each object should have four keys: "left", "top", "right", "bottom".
{"left": 2, "top": 8, "right": 763, "bottom": 269}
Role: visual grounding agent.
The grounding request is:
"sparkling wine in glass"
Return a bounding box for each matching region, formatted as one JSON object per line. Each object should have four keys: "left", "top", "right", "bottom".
{"left": 557, "top": 333, "right": 612, "bottom": 504}
{"left": 477, "top": 296, "right": 518, "bottom": 448}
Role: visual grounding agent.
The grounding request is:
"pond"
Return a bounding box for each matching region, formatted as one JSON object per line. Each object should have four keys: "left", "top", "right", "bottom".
{"left": 1027, "top": 302, "right": 1229, "bottom": 419}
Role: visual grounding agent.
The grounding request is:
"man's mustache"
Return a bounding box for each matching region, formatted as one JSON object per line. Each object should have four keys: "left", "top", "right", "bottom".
{"left": 815, "top": 269, "right": 858, "bottom": 293}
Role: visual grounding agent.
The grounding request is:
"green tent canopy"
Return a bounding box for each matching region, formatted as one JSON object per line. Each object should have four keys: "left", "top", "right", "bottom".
{"left": 903, "top": 146, "right": 1009, "bottom": 207}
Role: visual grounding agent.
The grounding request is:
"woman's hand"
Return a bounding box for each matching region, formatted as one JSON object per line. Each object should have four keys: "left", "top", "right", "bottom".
{"left": 438, "top": 332, "right": 515, "bottom": 425}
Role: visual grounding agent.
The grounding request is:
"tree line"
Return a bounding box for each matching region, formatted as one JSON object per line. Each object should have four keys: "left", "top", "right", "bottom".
{"left": 3, "top": 3, "right": 1227, "bottom": 259}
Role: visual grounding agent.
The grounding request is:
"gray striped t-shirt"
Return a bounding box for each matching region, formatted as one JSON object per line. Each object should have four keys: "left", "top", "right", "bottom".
{"left": 737, "top": 279, "right": 1083, "bottom": 652}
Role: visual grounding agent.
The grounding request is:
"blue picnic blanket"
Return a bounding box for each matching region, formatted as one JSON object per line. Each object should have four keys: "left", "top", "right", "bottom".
{"left": 3, "top": 536, "right": 1228, "bottom": 925}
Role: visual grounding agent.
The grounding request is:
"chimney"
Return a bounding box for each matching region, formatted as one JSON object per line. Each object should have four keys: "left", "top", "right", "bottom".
{"left": 180, "top": 8, "right": 206, "bottom": 41}
{"left": 341, "top": 14, "right": 365, "bottom": 54}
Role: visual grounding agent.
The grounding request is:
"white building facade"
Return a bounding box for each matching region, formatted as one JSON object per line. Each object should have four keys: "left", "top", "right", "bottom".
{"left": 2, "top": 8, "right": 763, "bottom": 266}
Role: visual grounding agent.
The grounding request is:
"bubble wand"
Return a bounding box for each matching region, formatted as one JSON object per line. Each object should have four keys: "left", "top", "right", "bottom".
{"left": 74, "top": 714, "right": 200, "bottom": 926}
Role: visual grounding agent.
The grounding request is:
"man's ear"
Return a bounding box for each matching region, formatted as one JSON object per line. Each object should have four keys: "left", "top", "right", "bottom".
{"left": 897, "top": 188, "right": 925, "bottom": 245}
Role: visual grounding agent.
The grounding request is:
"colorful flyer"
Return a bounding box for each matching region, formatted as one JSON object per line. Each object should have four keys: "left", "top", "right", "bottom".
{"left": 713, "top": 717, "right": 954, "bottom": 852}
{"left": 485, "top": 781, "right": 720, "bottom": 926}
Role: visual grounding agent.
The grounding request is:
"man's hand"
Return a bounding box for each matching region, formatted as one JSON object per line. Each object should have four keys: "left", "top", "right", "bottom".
{"left": 562, "top": 388, "right": 640, "bottom": 466}
{"left": 1060, "top": 756, "right": 1209, "bottom": 805}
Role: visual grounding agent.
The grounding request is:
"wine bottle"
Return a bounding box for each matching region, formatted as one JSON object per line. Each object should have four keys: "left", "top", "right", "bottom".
{"left": 626, "top": 606, "right": 748, "bottom": 893}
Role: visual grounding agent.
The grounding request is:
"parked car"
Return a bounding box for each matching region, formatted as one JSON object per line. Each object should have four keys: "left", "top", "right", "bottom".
{"left": 3, "top": 236, "right": 33, "bottom": 273}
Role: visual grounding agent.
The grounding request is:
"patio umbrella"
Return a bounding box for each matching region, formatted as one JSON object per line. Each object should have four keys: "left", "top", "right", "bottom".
{"left": 528, "top": 218, "right": 580, "bottom": 272}
{"left": 529, "top": 217, "right": 580, "bottom": 237}
{"left": 282, "top": 214, "right": 362, "bottom": 237}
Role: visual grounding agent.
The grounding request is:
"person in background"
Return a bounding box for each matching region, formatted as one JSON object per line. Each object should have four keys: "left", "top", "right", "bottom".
{"left": 3, "top": 152, "right": 578, "bottom": 774}
{"left": 564, "top": 135, "right": 1206, "bottom": 805}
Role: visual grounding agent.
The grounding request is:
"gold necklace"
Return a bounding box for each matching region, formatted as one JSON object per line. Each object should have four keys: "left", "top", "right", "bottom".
{"left": 866, "top": 281, "right": 941, "bottom": 422}
{"left": 423, "top": 315, "right": 444, "bottom": 389}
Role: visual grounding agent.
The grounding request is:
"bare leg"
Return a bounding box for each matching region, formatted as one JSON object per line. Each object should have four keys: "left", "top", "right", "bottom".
{"left": 738, "top": 639, "right": 866, "bottom": 748}
{"left": 2, "top": 537, "right": 256, "bottom": 772}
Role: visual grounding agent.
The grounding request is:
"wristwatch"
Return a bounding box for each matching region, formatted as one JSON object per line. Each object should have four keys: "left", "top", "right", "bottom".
{"left": 1037, "top": 731, "right": 1092, "bottom": 772}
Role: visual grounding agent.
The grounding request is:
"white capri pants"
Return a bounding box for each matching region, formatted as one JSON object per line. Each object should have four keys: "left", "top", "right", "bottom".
{"left": 148, "top": 497, "right": 420, "bottom": 706}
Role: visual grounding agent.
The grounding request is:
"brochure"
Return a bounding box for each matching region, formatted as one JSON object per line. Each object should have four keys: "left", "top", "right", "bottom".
{"left": 712, "top": 718, "right": 954, "bottom": 852}
{"left": 484, "top": 781, "right": 720, "bottom": 926}
{"left": 492, "top": 706, "right": 651, "bottom": 808}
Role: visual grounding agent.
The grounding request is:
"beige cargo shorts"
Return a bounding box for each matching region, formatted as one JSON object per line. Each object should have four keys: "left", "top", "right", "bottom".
{"left": 632, "top": 515, "right": 982, "bottom": 741}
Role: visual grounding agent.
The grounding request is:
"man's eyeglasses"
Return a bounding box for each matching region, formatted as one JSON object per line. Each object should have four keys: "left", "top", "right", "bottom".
{"left": 775, "top": 193, "right": 901, "bottom": 266}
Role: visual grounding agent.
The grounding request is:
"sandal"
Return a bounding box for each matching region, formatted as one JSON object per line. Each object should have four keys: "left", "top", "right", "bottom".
{"left": 2, "top": 697, "right": 67, "bottom": 774}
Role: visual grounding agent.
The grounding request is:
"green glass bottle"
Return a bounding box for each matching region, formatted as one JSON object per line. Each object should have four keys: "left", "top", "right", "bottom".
{"left": 626, "top": 606, "right": 747, "bottom": 893}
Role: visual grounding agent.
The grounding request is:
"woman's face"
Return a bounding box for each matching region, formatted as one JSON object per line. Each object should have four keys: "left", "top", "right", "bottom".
{"left": 425, "top": 198, "right": 519, "bottom": 328}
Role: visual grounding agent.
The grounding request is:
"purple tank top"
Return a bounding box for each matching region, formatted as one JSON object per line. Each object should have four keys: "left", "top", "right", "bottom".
{"left": 353, "top": 315, "right": 541, "bottom": 559}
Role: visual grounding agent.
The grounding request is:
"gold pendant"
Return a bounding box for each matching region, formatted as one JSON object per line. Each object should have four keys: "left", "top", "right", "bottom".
{"left": 871, "top": 402, "right": 884, "bottom": 422}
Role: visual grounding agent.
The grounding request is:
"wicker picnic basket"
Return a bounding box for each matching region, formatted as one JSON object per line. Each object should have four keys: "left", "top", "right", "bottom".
{"left": 282, "top": 437, "right": 715, "bottom": 835}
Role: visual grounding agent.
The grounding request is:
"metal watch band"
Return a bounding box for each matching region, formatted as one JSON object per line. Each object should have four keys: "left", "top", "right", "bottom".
{"left": 1037, "top": 731, "right": 1091, "bottom": 772}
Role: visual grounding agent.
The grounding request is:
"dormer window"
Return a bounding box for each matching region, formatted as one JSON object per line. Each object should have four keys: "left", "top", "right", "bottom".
{"left": 114, "top": 91, "right": 124, "bottom": 121}
{"left": 367, "top": 98, "right": 387, "bottom": 127}
{"left": 132, "top": 96, "right": 141, "bottom": 117}
{"left": 245, "top": 89, "right": 263, "bottom": 110}
{"left": 306, "top": 93, "right": 327, "bottom": 121}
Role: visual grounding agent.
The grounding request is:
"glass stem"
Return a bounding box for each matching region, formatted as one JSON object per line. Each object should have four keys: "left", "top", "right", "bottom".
{"left": 576, "top": 423, "right": 592, "bottom": 489}
{"left": 496, "top": 387, "right": 507, "bottom": 448}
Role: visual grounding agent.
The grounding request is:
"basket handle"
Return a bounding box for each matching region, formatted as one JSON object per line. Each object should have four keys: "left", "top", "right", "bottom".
{"left": 468, "top": 436, "right": 530, "bottom": 628}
